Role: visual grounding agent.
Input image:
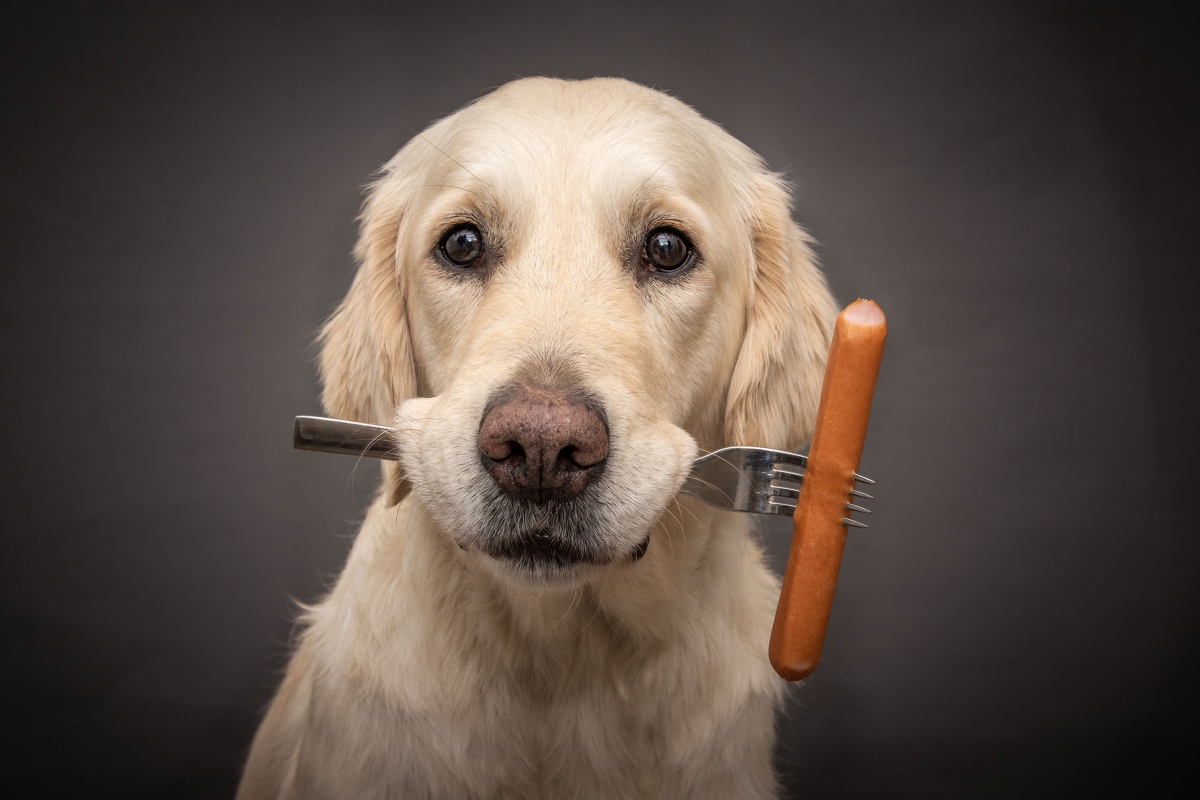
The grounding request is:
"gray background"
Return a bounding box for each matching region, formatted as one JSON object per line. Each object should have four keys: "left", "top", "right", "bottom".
{"left": 2, "top": 1, "right": 1197, "bottom": 796}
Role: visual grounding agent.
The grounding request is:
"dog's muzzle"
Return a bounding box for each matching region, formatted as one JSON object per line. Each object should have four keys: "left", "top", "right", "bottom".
{"left": 474, "top": 385, "right": 644, "bottom": 574}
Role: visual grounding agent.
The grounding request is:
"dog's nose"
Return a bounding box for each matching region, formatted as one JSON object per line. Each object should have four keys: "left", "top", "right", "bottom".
{"left": 479, "top": 387, "right": 609, "bottom": 503}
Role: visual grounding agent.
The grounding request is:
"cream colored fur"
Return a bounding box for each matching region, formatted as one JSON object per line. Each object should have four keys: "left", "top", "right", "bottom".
{"left": 238, "top": 77, "right": 837, "bottom": 800}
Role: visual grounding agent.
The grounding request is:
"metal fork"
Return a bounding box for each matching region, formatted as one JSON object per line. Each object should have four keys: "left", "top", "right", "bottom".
{"left": 293, "top": 416, "right": 875, "bottom": 526}
{"left": 681, "top": 447, "right": 874, "bottom": 526}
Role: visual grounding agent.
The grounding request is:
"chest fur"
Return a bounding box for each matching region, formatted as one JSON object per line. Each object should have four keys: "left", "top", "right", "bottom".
{"left": 298, "top": 639, "right": 776, "bottom": 800}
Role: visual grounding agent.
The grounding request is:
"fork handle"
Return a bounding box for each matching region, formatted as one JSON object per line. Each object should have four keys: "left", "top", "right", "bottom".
{"left": 293, "top": 416, "right": 398, "bottom": 460}
{"left": 769, "top": 299, "right": 887, "bottom": 681}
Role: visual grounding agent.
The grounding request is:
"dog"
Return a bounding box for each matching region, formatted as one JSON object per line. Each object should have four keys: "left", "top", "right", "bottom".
{"left": 237, "top": 77, "right": 837, "bottom": 800}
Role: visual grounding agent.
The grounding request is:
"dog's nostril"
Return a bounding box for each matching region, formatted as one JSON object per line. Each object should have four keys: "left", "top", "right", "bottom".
{"left": 564, "top": 442, "right": 606, "bottom": 469}
{"left": 497, "top": 442, "right": 525, "bottom": 465}
{"left": 481, "top": 433, "right": 527, "bottom": 465}
{"left": 557, "top": 445, "right": 586, "bottom": 469}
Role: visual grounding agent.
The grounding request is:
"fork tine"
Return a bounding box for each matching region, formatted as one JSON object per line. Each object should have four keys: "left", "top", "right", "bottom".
{"left": 703, "top": 447, "right": 873, "bottom": 486}
{"left": 849, "top": 488, "right": 873, "bottom": 500}
{"left": 763, "top": 452, "right": 872, "bottom": 485}
{"left": 843, "top": 518, "right": 869, "bottom": 528}
{"left": 771, "top": 464, "right": 805, "bottom": 481}
{"left": 771, "top": 461, "right": 874, "bottom": 486}
{"left": 763, "top": 451, "right": 807, "bottom": 469}
{"left": 768, "top": 482, "right": 800, "bottom": 500}
{"left": 845, "top": 503, "right": 872, "bottom": 514}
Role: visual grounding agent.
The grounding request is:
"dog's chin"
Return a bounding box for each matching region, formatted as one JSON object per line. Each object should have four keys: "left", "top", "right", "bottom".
{"left": 474, "top": 529, "right": 650, "bottom": 587}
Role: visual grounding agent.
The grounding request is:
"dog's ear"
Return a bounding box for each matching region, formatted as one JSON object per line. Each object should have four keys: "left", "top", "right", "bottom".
{"left": 318, "top": 172, "right": 418, "bottom": 505}
{"left": 724, "top": 171, "right": 838, "bottom": 451}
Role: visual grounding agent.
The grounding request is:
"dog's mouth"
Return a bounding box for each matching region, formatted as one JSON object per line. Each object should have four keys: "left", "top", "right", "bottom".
{"left": 480, "top": 528, "right": 650, "bottom": 578}
{"left": 394, "top": 395, "right": 692, "bottom": 585}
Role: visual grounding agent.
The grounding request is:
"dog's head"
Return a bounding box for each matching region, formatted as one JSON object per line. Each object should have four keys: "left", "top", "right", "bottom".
{"left": 320, "top": 78, "right": 836, "bottom": 585}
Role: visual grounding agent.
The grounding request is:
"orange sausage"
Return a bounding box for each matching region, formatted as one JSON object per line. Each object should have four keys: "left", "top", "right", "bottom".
{"left": 769, "top": 299, "right": 887, "bottom": 681}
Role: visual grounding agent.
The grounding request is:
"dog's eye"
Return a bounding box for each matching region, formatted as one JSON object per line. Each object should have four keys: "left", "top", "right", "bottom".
{"left": 643, "top": 229, "right": 692, "bottom": 272}
{"left": 440, "top": 224, "right": 484, "bottom": 267}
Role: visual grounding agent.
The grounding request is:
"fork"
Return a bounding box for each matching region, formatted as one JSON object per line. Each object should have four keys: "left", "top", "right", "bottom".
{"left": 682, "top": 446, "right": 874, "bottom": 526}
{"left": 293, "top": 416, "right": 875, "bottom": 526}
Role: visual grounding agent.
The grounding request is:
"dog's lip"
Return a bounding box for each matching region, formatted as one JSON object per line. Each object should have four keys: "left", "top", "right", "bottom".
{"left": 483, "top": 528, "right": 606, "bottom": 569}
{"left": 480, "top": 529, "right": 650, "bottom": 573}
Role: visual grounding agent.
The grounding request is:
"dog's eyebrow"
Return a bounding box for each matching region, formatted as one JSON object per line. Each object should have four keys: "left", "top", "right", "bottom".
{"left": 427, "top": 189, "right": 502, "bottom": 227}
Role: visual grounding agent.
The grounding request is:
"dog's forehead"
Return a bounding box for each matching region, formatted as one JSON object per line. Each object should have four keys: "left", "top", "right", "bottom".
{"left": 422, "top": 79, "right": 748, "bottom": 209}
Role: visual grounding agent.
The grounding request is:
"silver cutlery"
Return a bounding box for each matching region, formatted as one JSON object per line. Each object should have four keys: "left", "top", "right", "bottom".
{"left": 293, "top": 415, "right": 874, "bottom": 525}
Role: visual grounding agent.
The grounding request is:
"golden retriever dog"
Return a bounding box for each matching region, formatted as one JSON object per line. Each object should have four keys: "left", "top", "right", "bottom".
{"left": 238, "top": 76, "right": 836, "bottom": 800}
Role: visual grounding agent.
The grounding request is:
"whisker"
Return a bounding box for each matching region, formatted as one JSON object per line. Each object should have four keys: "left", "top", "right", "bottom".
{"left": 577, "top": 586, "right": 605, "bottom": 638}
{"left": 550, "top": 587, "right": 584, "bottom": 632}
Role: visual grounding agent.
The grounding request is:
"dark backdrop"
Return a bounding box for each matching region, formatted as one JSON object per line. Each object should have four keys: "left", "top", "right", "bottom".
{"left": 2, "top": 1, "right": 1197, "bottom": 797}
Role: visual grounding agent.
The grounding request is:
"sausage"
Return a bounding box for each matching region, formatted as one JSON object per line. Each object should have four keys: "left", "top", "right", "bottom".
{"left": 769, "top": 299, "right": 887, "bottom": 681}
